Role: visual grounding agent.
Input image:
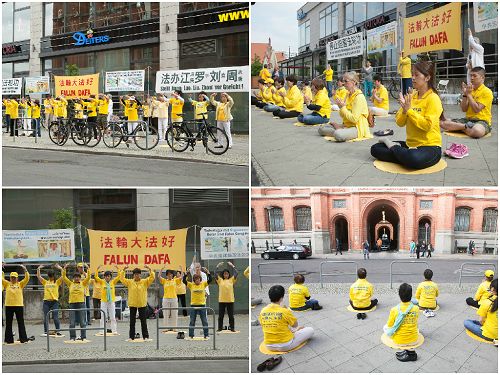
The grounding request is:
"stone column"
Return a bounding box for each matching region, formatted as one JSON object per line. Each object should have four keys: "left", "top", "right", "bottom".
{"left": 136, "top": 190, "right": 170, "bottom": 231}
{"left": 159, "top": 2, "right": 179, "bottom": 70}
{"left": 310, "top": 190, "right": 330, "bottom": 254}
{"left": 29, "top": 2, "right": 43, "bottom": 76}
{"left": 434, "top": 190, "right": 456, "bottom": 254}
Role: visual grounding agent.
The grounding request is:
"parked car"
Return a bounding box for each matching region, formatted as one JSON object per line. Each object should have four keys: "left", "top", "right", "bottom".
{"left": 261, "top": 244, "right": 312, "bottom": 260}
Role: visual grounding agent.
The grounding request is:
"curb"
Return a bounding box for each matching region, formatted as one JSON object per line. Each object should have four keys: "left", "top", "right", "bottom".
{"left": 251, "top": 155, "right": 274, "bottom": 186}
{"left": 3, "top": 145, "right": 248, "bottom": 167}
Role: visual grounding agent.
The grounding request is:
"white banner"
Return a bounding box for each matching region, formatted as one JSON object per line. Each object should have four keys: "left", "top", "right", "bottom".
{"left": 155, "top": 66, "right": 249, "bottom": 93}
{"left": 367, "top": 22, "right": 397, "bottom": 54}
{"left": 105, "top": 70, "right": 145, "bottom": 92}
{"left": 24, "top": 76, "right": 50, "bottom": 94}
{"left": 327, "top": 32, "right": 363, "bottom": 60}
{"left": 2, "top": 78, "right": 22, "bottom": 95}
{"left": 473, "top": 3, "right": 498, "bottom": 32}
{"left": 200, "top": 227, "right": 249, "bottom": 260}
{"left": 2, "top": 229, "right": 75, "bottom": 263}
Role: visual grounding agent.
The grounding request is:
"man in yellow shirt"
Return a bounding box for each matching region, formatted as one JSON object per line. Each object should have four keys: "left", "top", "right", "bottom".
{"left": 464, "top": 278, "right": 498, "bottom": 341}
{"left": 94, "top": 265, "right": 120, "bottom": 335}
{"left": 214, "top": 262, "right": 238, "bottom": 332}
{"left": 43, "top": 95, "right": 54, "bottom": 129}
{"left": 273, "top": 75, "right": 304, "bottom": 119}
{"left": 263, "top": 78, "right": 286, "bottom": 113}
{"left": 398, "top": 51, "right": 412, "bottom": 95}
{"left": 259, "top": 285, "right": 314, "bottom": 352}
{"left": 413, "top": 269, "right": 439, "bottom": 317}
{"left": 30, "top": 100, "right": 42, "bottom": 137}
{"left": 183, "top": 268, "right": 212, "bottom": 338}
{"left": 466, "top": 270, "right": 494, "bottom": 308}
{"left": 119, "top": 265, "right": 155, "bottom": 340}
{"left": 369, "top": 75, "right": 389, "bottom": 118}
{"left": 323, "top": 63, "right": 334, "bottom": 97}
{"left": 158, "top": 266, "right": 184, "bottom": 333}
{"left": 96, "top": 93, "right": 109, "bottom": 130}
{"left": 288, "top": 274, "right": 321, "bottom": 311}
{"left": 76, "top": 262, "right": 92, "bottom": 326}
{"left": 2, "top": 264, "right": 31, "bottom": 344}
{"left": 259, "top": 64, "right": 271, "bottom": 81}
{"left": 349, "top": 268, "right": 378, "bottom": 320}
{"left": 62, "top": 263, "right": 91, "bottom": 341}
{"left": 440, "top": 67, "right": 493, "bottom": 139}
{"left": 37, "top": 264, "right": 63, "bottom": 336}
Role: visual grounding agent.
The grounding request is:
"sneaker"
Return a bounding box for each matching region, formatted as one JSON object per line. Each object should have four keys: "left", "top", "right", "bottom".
{"left": 55, "top": 332, "right": 63, "bottom": 336}
{"left": 40, "top": 333, "right": 47, "bottom": 337}
{"left": 356, "top": 313, "right": 362, "bottom": 320}
{"left": 446, "top": 143, "right": 469, "bottom": 159}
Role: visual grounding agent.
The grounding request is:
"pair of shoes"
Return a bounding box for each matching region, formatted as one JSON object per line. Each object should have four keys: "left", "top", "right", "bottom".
{"left": 360, "top": 313, "right": 367, "bottom": 320}
{"left": 423, "top": 309, "right": 435, "bottom": 318}
{"left": 216, "top": 329, "right": 223, "bottom": 332}
{"left": 257, "top": 356, "right": 283, "bottom": 372}
{"left": 204, "top": 335, "right": 209, "bottom": 339}
{"left": 230, "top": 329, "right": 236, "bottom": 332}
{"left": 445, "top": 143, "right": 469, "bottom": 159}
{"left": 135, "top": 333, "right": 140, "bottom": 339}
{"left": 313, "top": 304, "right": 323, "bottom": 310}
{"left": 357, "top": 313, "right": 362, "bottom": 319}
{"left": 396, "top": 350, "right": 417, "bottom": 362}
{"left": 176, "top": 332, "right": 185, "bottom": 339}
{"left": 107, "top": 329, "right": 112, "bottom": 333}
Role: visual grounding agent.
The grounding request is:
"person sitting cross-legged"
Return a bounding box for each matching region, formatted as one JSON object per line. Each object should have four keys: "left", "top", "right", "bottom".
{"left": 288, "top": 274, "right": 322, "bottom": 311}
{"left": 464, "top": 278, "right": 498, "bottom": 342}
{"left": 368, "top": 75, "right": 390, "bottom": 125}
{"left": 297, "top": 78, "right": 331, "bottom": 125}
{"left": 349, "top": 268, "right": 378, "bottom": 319}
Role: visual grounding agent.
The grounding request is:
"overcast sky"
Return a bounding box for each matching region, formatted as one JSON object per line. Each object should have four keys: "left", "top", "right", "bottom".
{"left": 251, "top": 2, "right": 305, "bottom": 54}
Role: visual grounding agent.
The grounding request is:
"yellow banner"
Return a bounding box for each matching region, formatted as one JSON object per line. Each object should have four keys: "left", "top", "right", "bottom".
{"left": 54, "top": 73, "right": 99, "bottom": 99}
{"left": 404, "top": 2, "right": 462, "bottom": 55}
{"left": 87, "top": 229, "right": 188, "bottom": 272}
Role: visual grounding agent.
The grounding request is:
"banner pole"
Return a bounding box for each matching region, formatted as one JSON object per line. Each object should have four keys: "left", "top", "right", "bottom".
{"left": 467, "top": 2, "right": 470, "bottom": 29}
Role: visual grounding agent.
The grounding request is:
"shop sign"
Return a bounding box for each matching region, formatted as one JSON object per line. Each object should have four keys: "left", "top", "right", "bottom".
{"left": 297, "top": 8, "right": 307, "bottom": 21}
{"left": 2, "top": 78, "right": 22, "bottom": 95}
{"left": 217, "top": 9, "right": 249, "bottom": 22}
{"left": 73, "top": 29, "right": 110, "bottom": 47}
{"left": 326, "top": 32, "right": 363, "bottom": 60}
{"left": 364, "top": 15, "right": 389, "bottom": 30}
{"left": 200, "top": 227, "right": 249, "bottom": 260}
{"left": 367, "top": 21, "right": 398, "bottom": 54}
{"left": 2, "top": 44, "right": 22, "bottom": 55}
{"left": 473, "top": 2, "right": 497, "bottom": 32}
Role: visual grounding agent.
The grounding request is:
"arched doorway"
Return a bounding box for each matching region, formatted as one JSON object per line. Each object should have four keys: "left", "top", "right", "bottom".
{"left": 418, "top": 217, "right": 432, "bottom": 245}
{"left": 332, "top": 216, "right": 349, "bottom": 252}
{"left": 365, "top": 202, "right": 400, "bottom": 251}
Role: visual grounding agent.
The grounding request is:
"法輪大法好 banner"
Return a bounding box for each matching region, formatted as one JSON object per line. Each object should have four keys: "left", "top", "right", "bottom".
{"left": 155, "top": 66, "right": 249, "bottom": 93}
{"left": 2, "top": 78, "right": 22, "bottom": 95}
{"left": 200, "top": 227, "right": 249, "bottom": 260}
{"left": 2, "top": 229, "right": 75, "bottom": 263}
{"left": 105, "top": 70, "right": 145, "bottom": 92}
{"left": 326, "top": 32, "right": 364, "bottom": 60}
{"left": 54, "top": 73, "right": 99, "bottom": 99}
{"left": 87, "top": 229, "right": 188, "bottom": 272}
{"left": 24, "top": 76, "right": 50, "bottom": 94}
{"left": 403, "top": 2, "right": 462, "bottom": 55}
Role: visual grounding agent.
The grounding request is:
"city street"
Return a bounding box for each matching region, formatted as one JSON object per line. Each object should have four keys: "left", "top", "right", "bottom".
{"left": 3, "top": 147, "right": 248, "bottom": 186}
{"left": 251, "top": 102, "right": 498, "bottom": 186}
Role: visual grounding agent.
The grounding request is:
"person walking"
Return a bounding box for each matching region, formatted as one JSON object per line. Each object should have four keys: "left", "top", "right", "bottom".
{"left": 427, "top": 243, "right": 433, "bottom": 258}
{"left": 361, "top": 60, "right": 374, "bottom": 98}
{"left": 335, "top": 238, "right": 343, "bottom": 255}
{"left": 363, "top": 240, "right": 370, "bottom": 260}
{"left": 409, "top": 240, "right": 416, "bottom": 258}
{"left": 416, "top": 242, "right": 420, "bottom": 259}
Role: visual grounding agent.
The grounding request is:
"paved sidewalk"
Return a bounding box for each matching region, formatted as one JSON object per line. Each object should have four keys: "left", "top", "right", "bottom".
{"left": 251, "top": 284, "right": 497, "bottom": 373}
{"left": 2, "top": 132, "right": 249, "bottom": 167}
{"left": 2, "top": 315, "right": 248, "bottom": 364}
{"left": 251, "top": 101, "right": 497, "bottom": 186}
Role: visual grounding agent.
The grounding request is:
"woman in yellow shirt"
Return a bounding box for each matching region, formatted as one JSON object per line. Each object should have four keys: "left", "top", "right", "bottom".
{"left": 398, "top": 51, "right": 413, "bottom": 95}
{"left": 30, "top": 100, "right": 42, "bottom": 137}
{"left": 2, "top": 264, "right": 31, "bottom": 344}
{"left": 214, "top": 262, "right": 238, "bottom": 332}
{"left": 37, "top": 264, "right": 63, "bottom": 336}
{"left": 301, "top": 81, "right": 313, "bottom": 104}
{"left": 210, "top": 92, "right": 234, "bottom": 148}
{"left": 120, "top": 96, "right": 142, "bottom": 135}
{"left": 273, "top": 75, "right": 304, "bottom": 119}
{"left": 188, "top": 92, "right": 210, "bottom": 135}
{"left": 256, "top": 78, "right": 275, "bottom": 109}
{"left": 464, "top": 278, "right": 497, "bottom": 341}
{"left": 151, "top": 94, "right": 169, "bottom": 143}
{"left": 19, "top": 98, "right": 32, "bottom": 136}
{"left": 158, "top": 267, "right": 184, "bottom": 332}
{"left": 297, "top": 78, "right": 331, "bottom": 125}
{"left": 62, "top": 263, "right": 91, "bottom": 341}
{"left": 331, "top": 79, "right": 348, "bottom": 111}
{"left": 323, "top": 63, "right": 334, "bottom": 97}
{"left": 263, "top": 78, "right": 286, "bottom": 113}
{"left": 371, "top": 61, "right": 443, "bottom": 170}
{"left": 318, "top": 71, "right": 372, "bottom": 142}
{"left": 183, "top": 268, "right": 212, "bottom": 339}
{"left": 94, "top": 265, "right": 120, "bottom": 335}
{"left": 6, "top": 99, "right": 20, "bottom": 136}
{"left": 169, "top": 90, "right": 185, "bottom": 124}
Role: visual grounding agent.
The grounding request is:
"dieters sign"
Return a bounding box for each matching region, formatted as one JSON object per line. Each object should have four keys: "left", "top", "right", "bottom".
{"left": 73, "top": 29, "right": 110, "bottom": 47}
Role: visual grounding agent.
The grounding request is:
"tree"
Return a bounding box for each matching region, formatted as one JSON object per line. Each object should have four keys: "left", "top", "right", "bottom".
{"left": 48, "top": 208, "right": 76, "bottom": 229}
{"left": 251, "top": 54, "right": 263, "bottom": 76}
{"left": 65, "top": 64, "right": 80, "bottom": 76}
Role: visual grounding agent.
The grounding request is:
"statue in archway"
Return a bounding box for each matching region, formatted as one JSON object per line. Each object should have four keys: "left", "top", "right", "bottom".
{"left": 382, "top": 210, "right": 386, "bottom": 222}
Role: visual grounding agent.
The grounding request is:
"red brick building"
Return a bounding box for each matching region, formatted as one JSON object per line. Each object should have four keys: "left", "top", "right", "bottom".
{"left": 251, "top": 188, "right": 498, "bottom": 255}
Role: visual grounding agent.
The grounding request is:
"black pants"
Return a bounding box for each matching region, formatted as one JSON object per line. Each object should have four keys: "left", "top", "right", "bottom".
{"left": 87, "top": 116, "right": 98, "bottom": 138}
{"left": 5, "top": 306, "right": 28, "bottom": 343}
{"left": 9, "top": 118, "right": 18, "bottom": 136}
{"left": 251, "top": 96, "right": 260, "bottom": 105}
{"left": 349, "top": 299, "right": 378, "bottom": 311}
{"left": 273, "top": 109, "right": 300, "bottom": 119}
{"left": 336, "top": 247, "right": 342, "bottom": 255}
{"left": 93, "top": 298, "right": 101, "bottom": 320}
{"left": 466, "top": 297, "right": 480, "bottom": 308}
{"left": 129, "top": 306, "right": 148, "bottom": 339}
{"left": 371, "top": 141, "right": 442, "bottom": 170}
{"left": 416, "top": 250, "right": 420, "bottom": 259}
{"left": 255, "top": 101, "right": 266, "bottom": 109}
{"left": 152, "top": 117, "right": 158, "bottom": 133}
{"left": 218, "top": 302, "right": 235, "bottom": 330}
{"left": 177, "top": 294, "right": 187, "bottom": 316}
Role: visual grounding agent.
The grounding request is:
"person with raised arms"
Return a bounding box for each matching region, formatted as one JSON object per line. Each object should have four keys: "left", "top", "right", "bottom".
{"left": 183, "top": 267, "right": 212, "bottom": 339}
{"left": 158, "top": 266, "right": 184, "bottom": 332}
{"left": 94, "top": 265, "right": 121, "bottom": 335}
{"left": 37, "top": 264, "right": 63, "bottom": 337}
{"left": 214, "top": 262, "right": 238, "bottom": 332}
{"left": 62, "top": 262, "right": 91, "bottom": 341}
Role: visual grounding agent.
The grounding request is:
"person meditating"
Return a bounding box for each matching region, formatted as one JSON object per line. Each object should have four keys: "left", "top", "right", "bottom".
{"left": 297, "top": 78, "right": 331, "bottom": 125}
{"left": 440, "top": 67, "right": 493, "bottom": 139}
{"left": 368, "top": 75, "right": 390, "bottom": 119}
{"left": 318, "top": 71, "right": 372, "bottom": 142}
{"left": 272, "top": 75, "right": 303, "bottom": 119}
{"left": 466, "top": 270, "right": 494, "bottom": 308}
{"left": 371, "top": 61, "right": 443, "bottom": 170}
{"left": 464, "top": 278, "right": 497, "bottom": 342}
{"left": 349, "top": 268, "right": 378, "bottom": 320}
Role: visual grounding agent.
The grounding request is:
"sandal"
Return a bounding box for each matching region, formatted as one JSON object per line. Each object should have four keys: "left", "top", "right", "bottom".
{"left": 257, "top": 358, "right": 274, "bottom": 372}
{"left": 266, "top": 356, "right": 283, "bottom": 371}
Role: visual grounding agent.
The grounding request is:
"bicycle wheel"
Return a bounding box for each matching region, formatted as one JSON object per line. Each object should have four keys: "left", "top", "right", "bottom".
{"left": 70, "top": 122, "right": 87, "bottom": 146}
{"left": 133, "top": 123, "right": 159, "bottom": 150}
{"left": 205, "top": 126, "right": 229, "bottom": 155}
{"left": 103, "top": 123, "right": 124, "bottom": 148}
{"left": 390, "top": 80, "right": 400, "bottom": 99}
{"left": 166, "top": 125, "right": 190, "bottom": 152}
{"left": 48, "top": 121, "right": 69, "bottom": 146}
{"left": 85, "top": 123, "right": 102, "bottom": 148}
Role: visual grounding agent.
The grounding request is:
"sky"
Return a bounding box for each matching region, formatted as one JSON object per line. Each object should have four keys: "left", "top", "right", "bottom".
{"left": 251, "top": 2, "right": 305, "bottom": 54}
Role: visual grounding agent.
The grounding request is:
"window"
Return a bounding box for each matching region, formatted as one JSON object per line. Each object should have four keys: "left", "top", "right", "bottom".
{"left": 353, "top": 2, "right": 366, "bottom": 25}
{"left": 319, "top": 4, "right": 338, "bottom": 38}
{"left": 13, "top": 6, "right": 31, "bottom": 42}
{"left": 295, "top": 207, "right": 312, "bottom": 231}
{"left": 267, "top": 207, "right": 284, "bottom": 232}
{"left": 420, "top": 200, "right": 433, "bottom": 209}
{"left": 345, "top": 2, "right": 354, "bottom": 28}
{"left": 367, "top": 3, "right": 383, "bottom": 20}
{"left": 251, "top": 209, "right": 256, "bottom": 232}
{"left": 455, "top": 207, "right": 471, "bottom": 232}
{"left": 44, "top": 3, "right": 53, "bottom": 37}
{"left": 2, "top": 63, "right": 13, "bottom": 79}
{"left": 333, "top": 200, "right": 346, "bottom": 208}
{"left": 298, "top": 20, "right": 310, "bottom": 47}
{"left": 2, "top": 2, "right": 14, "bottom": 43}
{"left": 482, "top": 208, "right": 498, "bottom": 232}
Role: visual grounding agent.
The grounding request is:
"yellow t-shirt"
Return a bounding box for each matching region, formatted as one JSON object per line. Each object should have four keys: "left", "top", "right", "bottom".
{"left": 83, "top": 100, "right": 98, "bottom": 117}
{"left": 142, "top": 104, "right": 151, "bottom": 117}
{"left": 169, "top": 97, "right": 184, "bottom": 121}
{"left": 259, "top": 68, "right": 271, "bottom": 80}
{"left": 302, "top": 86, "right": 313, "bottom": 102}
{"left": 119, "top": 271, "right": 155, "bottom": 308}
{"left": 57, "top": 98, "right": 68, "bottom": 118}
{"left": 19, "top": 102, "right": 32, "bottom": 117}
{"left": 31, "top": 104, "right": 41, "bottom": 119}
{"left": 124, "top": 100, "right": 139, "bottom": 121}
{"left": 339, "top": 89, "right": 371, "bottom": 139}
{"left": 91, "top": 279, "right": 103, "bottom": 299}
{"left": 43, "top": 98, "right": 53, "bottom": 114}
{"left": 272, "top": 87, "right": 286, "bottom": 107}
{"left": 97, "top": 98, "right": 109, "bottom": 115}
{"left": 475, "top": 280, "right": 492, "bottom": 305}
{"left": 333, "top": 87, "right": 348, "bottom": 102}
{"left": 94, "top": 272, "right": 120, "bottom": 303}
{"left": 62, "top": 270, "right": 91, "bottom": 304}
{"left": 216, "top": 276, "right": 236, "bottom": 303}
{"left": 9, "top": 100, "right": 19, "bottom": 119}
{"left": 395, "top": 89, "right": 442, "bottom": 148}
{"left": 477, "top": 296, "right": 498, "bottom": 340}
{"left": 323, "top": 68, "right": 334, "bottom": 82}
{"left": 259, "top": 303, "right": 297, "bottom": 344}
{"left": 73, "top": 103, "right": 84, "bottom": 119}
{"left": 349, "top": 278, "right": 374, "bottom": 309}
{"left": 187, "top": 281, "right": 209, "bottom": 305}
{"left": 288, "top": 283, "right": 310, "bottom": 309}
{"left": 175, "top": 277, "right": 186, "bottom": 295}
{"left": 466, "top": 84, "right": 493, "bottom": 126}
{"left": 262, "top": 86, "right": 274, "bottom": 104}
{"left": 191, "top": 100, "right": 210, "bottom": 120}
{"left": 3, "top": 100, "right": 12, "bottom": 116}
{"left": 386, "top": 302, "right": 420, "bottom": 344}
{"left": 373, "top": 85, "right": 389, "bottom": 111}
{"left": 283, "top": 85, "right": 304, "bottom": 113}
{"left": 311, "top": 88, "right": 331, "bottom": 118}
{"left": 160, "top": 277, "right": 181, "bottom": 299}
{"left": 399, "top": 57, "right": 412, "bottom": 79}
{"left": 415, "top": 280, "right": 439, "bottom": 309}
{"left": 2, "top": 272, "right": 30, "bottom": 306}
{"left": 41, "top": 278, "right": 62, "bottom": 301}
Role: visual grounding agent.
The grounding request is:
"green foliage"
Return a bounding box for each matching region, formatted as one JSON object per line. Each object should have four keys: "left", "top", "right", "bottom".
{"left": 48, "top": 208, "right": 76, "bottom": 229}
{"left": 315, "top": 65, "right": 325, "bottom": 75}
{"left": 251, "top": 54, "right": 263, "bottom": 76}
{"left": 65, "top": 64, "right": 80, "bottom": 76}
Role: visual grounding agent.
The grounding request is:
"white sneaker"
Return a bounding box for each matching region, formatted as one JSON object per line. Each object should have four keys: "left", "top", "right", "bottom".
{"left": 40, "top": 333, "right": 47, "bottom": 337}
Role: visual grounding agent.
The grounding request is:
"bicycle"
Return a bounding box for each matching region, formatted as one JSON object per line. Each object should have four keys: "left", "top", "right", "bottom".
{"left": 102, "top": 118, "right": 158, "bottom": 150}
{"left": 165, "top": 111, "right": 229, "bottom": 155}
{"left": 48, "top": 117, "right": 96, "bottom": 147}
{"left": 387, "top": 76, "right": 401, "bottom": 100}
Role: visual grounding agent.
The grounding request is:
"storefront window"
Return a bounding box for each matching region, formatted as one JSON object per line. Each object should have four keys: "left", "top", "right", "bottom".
{"left": 3, "top": 63, "right": 13, "bottom": 79}
{"left": 14, "top": 8, "right": 31, "bottom": 41}
{"left": 2, "top": 2, "right": 14, "bottom": 43}
{"left": 44, "top": 3, "right": 53, "bottom": 36}
{"left": 367, "top": 3, "right": 383, "bottom": 20}
{"left": 319, "top": 4, "right": 338, "bottom": 38}
{"left": 384, "top": 3, "right": 398, "bottom": 13}
{"left": 14, "top": 62, "right": 29, "bottom": 74}
{"left": 345, "top": 3, "right": 354, "bottom": 28}
{"left": 353, "top": 2, "right": 366, "bottom": 25}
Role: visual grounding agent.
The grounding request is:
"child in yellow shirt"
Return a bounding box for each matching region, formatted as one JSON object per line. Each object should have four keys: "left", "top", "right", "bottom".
{"left": 412, "top": 269, "right": 439, "bottom": 318}
{"left": 214, "top": 262, "right": 238, "bottom": 331}
{"left": 349, "top": 268, "right": 378, "bottom": 319}
{"left": 2, "top": 264, "right": 31, "bottom": 343}
{"left": 183, "top": 269, "right": 212, "bottom": 338}
{"left": 289, "top": 274, "right": 322, "bottom": 311}
{"left": 464, "top": 278, "right": 498, "bottom": 341}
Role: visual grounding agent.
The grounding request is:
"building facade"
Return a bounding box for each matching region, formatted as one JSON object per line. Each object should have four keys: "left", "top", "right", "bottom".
{"left": 251, "top": 188, "right": 498, "bottom": 255}
{"left": 280, "top": 2, "right": 498, "bottom": 92}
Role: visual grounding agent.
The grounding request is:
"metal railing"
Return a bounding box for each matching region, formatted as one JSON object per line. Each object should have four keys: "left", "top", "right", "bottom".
{"left": 389, "top": 260, "right": 429, "bottom": 289}
{"left": 46, "top": 308, "right": 107, "bottom": 352}
{"left": 7, "top": 117, "right": 40, "bottom": 144}
{"left": 257, "top": 262, "right": 295, "bottom": 289}
{"left": 107, "top": 119, "right": 152, "bottom": 149}
{"left": 458, "top": 262, "right": 497, "bottom": 287}
{"left": 155, "top": 307, "right": 216, "bottom": 350}
{"left": 319, "top": 261, "right": 359, "bottom": 288}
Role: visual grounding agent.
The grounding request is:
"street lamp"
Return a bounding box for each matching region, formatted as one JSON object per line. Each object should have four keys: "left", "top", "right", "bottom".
{"left": 265, "top": 206, "right": 275, "bottom": 250}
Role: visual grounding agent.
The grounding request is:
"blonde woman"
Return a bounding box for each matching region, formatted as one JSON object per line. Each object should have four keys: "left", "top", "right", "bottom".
{"left": 210, "top": 92, "right": 234, "bottom": 148}
{"left": 318, "top": 71, "right": 372, "bottom": 142}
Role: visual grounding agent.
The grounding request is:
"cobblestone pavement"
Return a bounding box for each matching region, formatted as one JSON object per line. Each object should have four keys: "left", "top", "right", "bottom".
{"left": 251, "top": 101, "right": 497, "bottom": 186}
{"left": 251, "top": 285, "right": 497, "bottom": 373}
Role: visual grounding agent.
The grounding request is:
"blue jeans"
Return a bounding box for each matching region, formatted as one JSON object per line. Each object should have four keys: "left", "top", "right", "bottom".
{"left": 264, "top": 104, "right": 281, "bottom": 113}
{"left": 464, "top": 320, "right": 493, "bottom": 341}
{"left": 69, "top": 302, "right": 87, "bottom": 339}
{"left": 43, "top": 300, "right": 61, "bottom": 333}
{"left": 402, "top": 78, "right": 413, "bottom": 95}
{"left": 364, "top": 81, "right": 373, "bottom": 97}
{"left": 189, "top": 305, "right": 209, "bottom": 338}
{"left": 326, "top": 81, "right": 333, "bottom": 97}
{"left": 297, "top": 113, "right": 329, "bottom": 125}
{"left": 32, "top": 118, "right": 41, "bottom": 137}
